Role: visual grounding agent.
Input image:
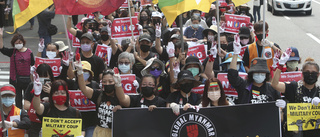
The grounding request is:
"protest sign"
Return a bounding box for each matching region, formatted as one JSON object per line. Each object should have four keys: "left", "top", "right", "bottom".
{"left": 120, "top": 0, "right": 128, "bottom": 8}
{"left": 187, "top": 44, "right": 207, "bottom": 63}
{"left": 287, "top": 103, "right": 320, "bottom": 131}
{"left": 72, "top": 36, "right": 80, "bottom": 48}
{"left": 42, "top": 117, "right": 82, "bottom": 137}
{"left": 191, "top": 84, "right": 205, "bottom": 95}
{"left": 95, "top": 44, "right": 112, "bottom": 66}
{"left": 279, "top": 71, "right": 302, "bottom": 82}
{"left": 217, "top": 72, "right": 247, "bottom": 96}
{"left": 224, "top": 13, "right": 250, "bottom": 34}
{"left": 69, "top": 90, "right": 96, "bottom": 112}
{"left": 113, "top": 103, "right": 281, "bottom": 137}
{"left": 140, "top": 0, "right": 152, "bottom": 6}
{"left": 111, "top": 17, "right": 139, "bottom": 39}
{"left": 120, "top": 74, "right": 137, "bottom": 94}
{"left": 35, "top": 57, "right": 61, "bottom": 77}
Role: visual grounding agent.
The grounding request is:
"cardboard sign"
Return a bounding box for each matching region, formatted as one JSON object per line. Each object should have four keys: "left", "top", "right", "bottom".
{"left": 42, "top": 117, "right": 82, "bottom": 137}
{"left": 35, "top": 57, "right": 61, "bottom": 77}
{"left": 287, "top": 103, "right": 320, "bottom": 131}
{"left": 140, "top": 0, "right": 152, "bottom": 6}
{"left": 191, "top": 84, "right": 205, "bottom": 95}
{"left": 111, "top": 17, "right": 140, "bottom": 39}
{"left": 217, "top": 72, "right": 247, "bottom": 96}
{"left": 95, "top": 44, "right": 112, "bottom": 66}
{"left": 120, "top": 74, "right": 137, "bottom": 94}
{"left": 224, "top": 13, "right": 251, "bottom": 34}
{"left": 69, "top": 90, "right": 96, "bottom": 112}
{"left": 120, "top": 0, "right": 128, "bottom": 8}
{"left": 72, "top": 35, "right": 81, "bottom": 48}
{"left": 279, "top": 71, "right": 302, "bottom": 82}
{"left": 187, "top": 44, "right": 207, "bottom": 63}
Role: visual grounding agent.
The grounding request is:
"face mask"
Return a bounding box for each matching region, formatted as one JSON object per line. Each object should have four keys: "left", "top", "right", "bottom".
{"left": 255, "top": 34, "right": 267, "bottom": 41}
{"left": 187, "top": 68, "right": 199, "bottom": 77}
{"left": 101, "top": 34, "right": 109, "bottom": 41}
{"left": 150, "top": 69, "right": 162, "bottom": 78}
{"left": 46, "top": 51, "right": 57, "bottom": 59}
{"left": 208, "top": 35, "right": 214, "bottom": 42}
{"left": 141, "top": 86, "right": 154, "bottom": 97}
{"left": 2, "top": 97, "right": 15, "bottom": 107}
{"left": 52, "top": 95, "right": 67, "bottom": 105}
{"left": 286, "top": 61, "right": 298, "bottom": 70}
{"left": 180, "top": 83, "right": 194, "bottom": 94}
{"left": 140, "top": 44, "right": 150, "bottom": 52}
{"left": 83, "top": 72, "right": 90, "bottom": 81}
{"left": 227, "top": 36, "right": 234, "bottom": 42}
{"left": 119, "top": 64, "right": 130, "bottom": 73}
{"left": 303, "top": 71, "right": 318, "bottom": 85}
{"left": 99, "top": 15, "right": 104, "bottom": 19}
{"left": 253, "top": 73, "right": 266, "bottom": 84}
{"left": 81, "top": 43, "right": 92, "bottom": 52}
{"left": 15, "top": 44, "right": 23, "bottom": 50}
{"left": 140, "top": 16, "right": 148, "bottom": 21}
{"left": 193, "top": 13, "right": 201, "bottom": 17}
{"left": 192, "top": 24, "right": 199, "bottom": 29}
{"left": 220, "top": 44, "right": 228, "bottom": 50}
{"left": 104, "top": 84, "right": 115, "bottom": 93}
{"left": 208, "top": 91, "right": 221, "bottom": 101}
{"left": 240, "top": 39, "right": 249, "bottom": 45}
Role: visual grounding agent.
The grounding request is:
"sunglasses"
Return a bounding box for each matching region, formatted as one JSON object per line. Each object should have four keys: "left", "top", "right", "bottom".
{"left": 150, "top": 66, "right": 161, "bottom": 71}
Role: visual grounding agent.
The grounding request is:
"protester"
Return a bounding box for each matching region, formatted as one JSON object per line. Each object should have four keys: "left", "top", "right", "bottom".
{"left": 181, "top": 56, "right": 208, "bottom": 84}
{"left": 226, "top": 26, "right": 253, "bottom": 52}
{"left": 184, "top": 10, "right": 209, "bottom": 29}
{"left": 0, "top": 32, "right": 34, "bottom": 109}
{"left": 141, "top": 58, "right": 171, "bottom": 99}
{"left": 138, "top": 9, "right": 151, "bottom": 28}
{"left": 220, "top": 52, "right": 246, "bottom": 73}
{"left": 118, "top": 52, "right": 140, "bottom": 93}
{"left": 24, "top": 63, "right": 54, "bottom": 137}
{"left": 183, "top": 15, "right": 205, "bottom": 41}
{"left": 286, "top": 47, "right": 301, "bottom": 72}
{"left": 235, "top": 3, "right": 254, "bottom": 23}
{"left": 56, "top": 41, "right": 69, "bottom": 57}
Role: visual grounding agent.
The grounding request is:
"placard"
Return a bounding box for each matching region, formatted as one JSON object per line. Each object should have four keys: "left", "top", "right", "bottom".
{"left": 111, "top": 17, "right": 140, "bottom": 38}
{"left": 224, "top": 13, "right": 250, "bottom": 34}
{"left": 35, "top": 57, "right": 61, "bottom": 77}
{"left": 69, "top": 90, "right": 96, "bottom": 112}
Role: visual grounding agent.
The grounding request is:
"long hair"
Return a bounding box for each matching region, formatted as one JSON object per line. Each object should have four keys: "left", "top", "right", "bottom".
{"left": 36, "top": 63, "right": 55, "bottom": 82}
{"left": 202, "top": 78, "right": 229, "bottom": 107}
{"left": 49, "top": 80, "right": 70, "bottom": 108}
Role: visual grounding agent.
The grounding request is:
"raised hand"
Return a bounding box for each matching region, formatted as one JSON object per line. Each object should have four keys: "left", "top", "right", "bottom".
{"left": 279, "top": 48, "right": 292, "bottom": 65}
{"left": 166, "top": 42, "right": 175, "bottom": 58}
{"left": 155, "top": 23, "right": 161, "bottom": 38}
{"left": 38, "top": 38, "right": 45, "bottom": 52}
{"left": 33, "top": 71, "right": 42, "bottom": 96}
{"left": 74, "top": 53, "right": 83, "bottom": 75}
{"left": 233, "top": 34, "right": 241, "bottom": 54}
{"left": 61, "top": 51, "right": 70, "bottom": 66}
{"left": 209, "top": 45, "right": 217, "bottom": 62}
{"left": 272, "top": 49, "right": 281, "bottom": 69}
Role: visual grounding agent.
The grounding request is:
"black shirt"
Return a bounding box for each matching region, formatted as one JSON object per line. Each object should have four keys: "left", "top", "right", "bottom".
{"left": 37, "top": 103, "right": 81, "bottom": 121}
{"left": 284, "top": 81, "right": 320, "bottom": 103}
{"left": 90, "top": 89, "right": 120, "bottom": 129}
{"left": 166, "top": 91, "right": 201, "bottom": 107}
{"left": 157, "top": 75, "right": 171, "bottom": 99}
{"left": 129, "top": 95, "right": 166, "bottom": 108}
{"left": 80, "top": 54, "right": 105, "bottom": 82}
{"left": 132, "top": 52, "right": 159, "bottom": 79}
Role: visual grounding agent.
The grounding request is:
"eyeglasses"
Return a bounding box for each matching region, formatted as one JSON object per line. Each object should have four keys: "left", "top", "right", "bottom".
{"left": 119, "top": 62, "right": 130, "bottom": 65}
{"left": 150, "top": 66, "right": 161, "bottom": 71}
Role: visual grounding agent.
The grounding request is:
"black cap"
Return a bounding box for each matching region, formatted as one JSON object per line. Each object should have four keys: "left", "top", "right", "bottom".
{"left": 181, "top": 56, "right": 203, "bottom": 72}
{"left": 100, "top": 27, "right": 108, "bottom": 33}
{"left": 239, "top": 26, "right": 250, "bottom": 38}
{"left": 139, "top": 33, "right": 152, "bottom": 42}
{"left": 173, "top": 70, "right": 201, "bottom": 89}
{"left": 80, "top": 33, "right": 94, "bottom": 41}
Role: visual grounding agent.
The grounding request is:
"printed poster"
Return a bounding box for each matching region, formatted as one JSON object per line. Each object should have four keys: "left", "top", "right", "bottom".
{"left": 224, "top": 13, "right": 250, "bottom": 34}
{"left": 42, "top": 117, "right": 82, "bottom": 137}
{"left": 111, "top": 17, "right": 140, "bottom": 39}
{"left": 287, "top": 103, "right": 320, "bottom": 131}
{"left": 35, "top": 57, "right": 61, "bottom": 77}
{"left": 187, "top": 44, "right": 207, "bottom": 63}
{"left": 95, "top": 44, "right": 112, "bottom": 66}
{"left": 69, "top": 90, "right": 96, "bottom": 112}
{"left": 120, "top": 74, "right": 137, "bottom": 94}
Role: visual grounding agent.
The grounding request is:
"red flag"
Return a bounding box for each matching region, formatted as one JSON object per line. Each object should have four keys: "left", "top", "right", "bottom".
{"left": 54, "top": 0, "right": 126, "bottom": 15}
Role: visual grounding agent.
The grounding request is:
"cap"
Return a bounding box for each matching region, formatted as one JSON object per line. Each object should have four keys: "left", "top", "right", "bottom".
{"left": 0, "top": 84, "right": 16, "bottom": 96}
{"left": 173, "top": 70, "right": 201, "bottom": 89}
{"left": 82, "top": 61, "right": 94, "bottom": 76}
{"left": 121, "top": 38, "right": 131, "bottom": 46}
{"left": 288, "top": 47, "right": 300, "bottom": 61}
{"left": 56, "top": 41, "right": 68, "bottom": 52}
{"left": 248, "top": 58, "right": 270, "bottom": 74}
{"left": 80, "top": 33, "right": 94, "bottom": 41}
{"left": 100, "top": 27, "right": 108, "bottom": 33}
{"left": 239, "top": 26, "right": 250, "bottom": 38}
{"left": 141, "top": 57, "right": 166, "bottom": 76}
{"left": 139, "top": 33, "right": 152, "bottom": 42}
{"left": 152, "top": 11, "right": 162, "bottom": 18}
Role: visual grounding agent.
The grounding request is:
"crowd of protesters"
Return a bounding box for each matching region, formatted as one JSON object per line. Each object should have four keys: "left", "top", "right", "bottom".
{"left": 0, "top": 0, "right": 319, "bottom": 137}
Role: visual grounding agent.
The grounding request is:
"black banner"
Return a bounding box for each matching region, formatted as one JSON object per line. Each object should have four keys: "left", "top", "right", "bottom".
{"left": 113, "top": 102, "right": 281, "bottom": 137}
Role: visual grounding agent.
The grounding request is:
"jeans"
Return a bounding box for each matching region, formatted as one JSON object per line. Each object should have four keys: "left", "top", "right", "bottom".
{"left": 40, "top": 35, "right": 52, "bottom": 58}
{"left": 253, "top": 6, "right": 261, "bottom": 23}
{"left": 85, "top": 126, "right": 95, "bottom": 137}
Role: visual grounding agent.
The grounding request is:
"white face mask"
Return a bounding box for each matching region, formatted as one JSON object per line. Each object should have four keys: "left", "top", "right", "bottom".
{"left": 118, "top": 64, "right": 130, "bottom": 73}
{"left": 83, "top": 72, "right": 90, "bottom": 81}
{"left": 286, "top": 61, "right": 299, "bottom": 70}
{"left": 81, "top": 43, "right": 92, "bottom": 52}
{"left": 208, "top": 35, "right": 214, "bottom": 42}
{"left": 15, "top": 44, "right": 23, "bottom": 50}
{"left": 208, "top": 91, "right": 221, "bottom": 101}
{"left": 240, "top": 39, "right": 249, "bottom": 45}
{"left": 253, "top": 73, "right": 266, "bottom": 84}
{"left": 46, "top": 51, "right": 57, "bottom": 59}
{"left": 193, "top": 13, "right": 201, "bottom": 17}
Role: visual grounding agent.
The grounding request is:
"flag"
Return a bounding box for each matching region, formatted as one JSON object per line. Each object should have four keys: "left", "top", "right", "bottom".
{"left": 9, "top": 0, "right": 53, "bottom": 34}
{"left": 54, "top": 0, "right": 126, "bottom": 15}
{"left": 157, "top": 0, "right": 215, "bottom": 27}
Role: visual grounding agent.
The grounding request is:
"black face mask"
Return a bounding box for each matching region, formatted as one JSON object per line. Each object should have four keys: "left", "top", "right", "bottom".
{"left": 141, "top": 87, "right": 154, "bottom": 97}
{"left": 180, "top": 83, "right": 193, "bottom": 94}
{"left": 140, "top": 44, "right": 151, "bottom": 52}
{"left": 303, "top": 71, "right": 318, "bottom": 85}
{"left": 220, "top": 44, "right": 228, "bottom": 50}
{"left": 104, "top": 84, "right": 115, "bottom": 93}
{"left": 140, "top": 16, "right": 148, "bottom": 21}
{"left": 256, "top": 34, "right": 266, "bottom": 41}
{"left": 152, "top": 19, "right": 161, "bottom": 26}
{"left": 227, "top": 36, "right": 234, "bottom": 42}
{"left": 101, "top": 34, "right": 109, "bottom": 41}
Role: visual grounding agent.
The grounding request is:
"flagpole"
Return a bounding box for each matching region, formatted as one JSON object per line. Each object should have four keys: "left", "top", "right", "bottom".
{"left": 216, "top": 1, "right": 222, "bottom": 71}
{"left": 179, "top": 14, "right": 184, "bottom": 52}
{"left": 263, "top": 0, "right": 266, "bottom": 40}
{"left": 62, "top": 15, "right": 75, "bottom": 69}
{"left": 127, "top": 0, "right": 136, "bottom": 52}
